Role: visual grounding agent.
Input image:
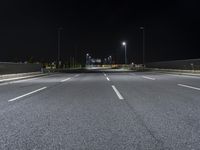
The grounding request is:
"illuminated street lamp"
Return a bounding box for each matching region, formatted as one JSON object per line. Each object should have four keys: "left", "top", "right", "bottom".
{"left": 140, "top": 27, "right": 145, "bottom": 66}
{"left": 108, "top": 56, "right": 112, "bottom": 65}
{"left": 122, "top": 42, "right": 127, "bottom": 64}
{"left": 86, "top": 53, "right": 89, "bottom": 66}
{"left": 104, "top": 58, "right": 107, "bottom": 64}
{"left": 57, "top": 27, "right": 63, "bottom": 68}
{"left": 89, "top": 56, "right": 91, "bottom": 65}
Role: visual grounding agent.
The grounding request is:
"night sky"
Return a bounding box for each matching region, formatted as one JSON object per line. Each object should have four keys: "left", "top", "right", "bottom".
{"left": 0, "top": 0, "right": 200, "bottom": 64}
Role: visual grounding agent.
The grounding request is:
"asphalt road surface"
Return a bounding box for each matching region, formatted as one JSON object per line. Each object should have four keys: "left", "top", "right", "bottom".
{"left": 0, "top": 71, "right": 200, "bottom": 150}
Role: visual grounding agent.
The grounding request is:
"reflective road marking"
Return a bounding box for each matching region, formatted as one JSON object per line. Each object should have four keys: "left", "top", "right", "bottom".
{"left": 142, "top": 76, "right": 155, "bottom": 80}
{"left": 112, "top": 85, "right": 124, "bottom": 100}
{"left": 178, "top": 84, "right": 200, "bottom": 91}
{"left": 8, "top": 87, "right": 47, "bottom": 102}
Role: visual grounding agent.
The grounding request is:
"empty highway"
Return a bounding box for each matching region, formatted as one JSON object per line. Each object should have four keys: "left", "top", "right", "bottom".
{"left": 0, "top": 71, "right": 200, "bottom": 149}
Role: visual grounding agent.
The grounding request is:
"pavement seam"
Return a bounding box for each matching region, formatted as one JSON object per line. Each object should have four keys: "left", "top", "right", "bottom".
{"left": 122, "top": 98, "right": 171, "bottom": 150}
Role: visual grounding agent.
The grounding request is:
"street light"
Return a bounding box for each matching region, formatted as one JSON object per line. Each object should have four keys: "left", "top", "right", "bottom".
{"left": 140, "top": 27, "right": 145, "bottom": 66}
{"left": 89, "top": 56, "right": 91, "bottom": 66}
{"left": 108, "top": 56, "right": 112, "bottom": 65}
{"left": 86, "top": 53, "right": 89, "bottom": 66}
{"left": 122, "top": 42, "right": 127, "bottom": 64}
{"left": 104, "top": 58, "right": 107, "bottom": 65}
{"left": 57, "top": 27, "right": 63, "bottom": 68}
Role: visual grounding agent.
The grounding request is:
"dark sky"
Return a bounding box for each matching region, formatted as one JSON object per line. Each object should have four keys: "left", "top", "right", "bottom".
{"left": 0, "top": 0, "right": 200, "bottom": 63}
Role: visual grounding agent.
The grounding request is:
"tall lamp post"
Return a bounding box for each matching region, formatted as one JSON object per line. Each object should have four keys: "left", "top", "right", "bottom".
{"left": 89, "top": 56, "right": 91, "bottom": 66}
{"left": 57, "top": 27, "right": 63, "bottom": 68}
{"left": 122, "top": 42, "right": 127, "bottom": 64}
{"left": 140, "top": 27, "right": 145, "bottom": 66}
{"left": 108, "top": 56, "right": 112, "bottom": 65}
{"left": 86, "top": 53, "right": 89, "bottom": 66}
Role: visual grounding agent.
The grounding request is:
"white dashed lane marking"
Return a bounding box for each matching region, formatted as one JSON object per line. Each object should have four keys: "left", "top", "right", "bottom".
{"left": 111, "top": 85, "right": 124, "bottom": 100}
{"left": 8, "top": 87, "right": 47, "bottom": 102}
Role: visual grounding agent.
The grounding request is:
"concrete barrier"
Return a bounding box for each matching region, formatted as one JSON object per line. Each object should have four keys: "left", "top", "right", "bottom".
{"left": 0, "top": 62, "right": 42, "bottom": 75}
{"left": 146, "top": 59, "right": 200, "bottom": 70}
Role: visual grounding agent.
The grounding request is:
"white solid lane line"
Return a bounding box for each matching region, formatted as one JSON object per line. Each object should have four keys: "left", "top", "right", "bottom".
{"left": 106, "top": 77, "right": 110, "bottom": 81}
{"left": 14, "top": 74, "right": 58, "bottom": 83}
{"left": 11, "top": 77, "right": 41, "bottom": 83}
{"left": 111, "top": 85, "right": 124, "bottom": 100}
{"left": 0, "top": 76, "right": 42, "bottom": 86}
{"left": 142, "top": 76, "right": 155, "bottom": 80}
{"left": 8, "top": 87, "right": 47, "bottom": 102}
{"left": 61, "top": 78, "right": 71, "bottom": 82}
{"left": 0, "top": 74, "right": 56, "bottom": 86}
{"left": 178, "top": 84, "right": 200, "bottom": 91}
{"left": 170, "top": 74, "right": 200, "bottom": 79}
{"left": 0, "top": 75, "right": 40, "bottom": 82}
